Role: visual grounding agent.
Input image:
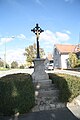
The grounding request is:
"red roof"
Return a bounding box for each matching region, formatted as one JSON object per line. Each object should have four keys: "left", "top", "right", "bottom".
{"left": 47, "top": 53, "right": 53, "bottom": 60}
{"left": 55, "top": 44, "right": 76, "bottom": 53}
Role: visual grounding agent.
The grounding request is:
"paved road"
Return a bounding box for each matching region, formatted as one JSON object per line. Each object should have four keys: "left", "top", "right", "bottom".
{"left": 0, "top": 108, "right": 79, "bottom": 120}
{"left": 46, "top": 69, "right": 80, "bottom": 77}
{"left": 0, "top": 69, "right": 80, "bottom": 78}
{"left": 18, "top": 108, "right": 80, "bottom": 120}
{"left": 0, "top": 68, "right": 34, "bottom": 78}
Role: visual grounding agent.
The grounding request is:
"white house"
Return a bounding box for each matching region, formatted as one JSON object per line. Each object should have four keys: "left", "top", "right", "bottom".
{"left": 53, "top": 44, "right": 80, "bottom": 69}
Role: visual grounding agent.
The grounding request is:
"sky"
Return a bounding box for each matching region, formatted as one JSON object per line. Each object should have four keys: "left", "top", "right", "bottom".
{"left": 0, "top": 0, "right": 80, "bottom": 65}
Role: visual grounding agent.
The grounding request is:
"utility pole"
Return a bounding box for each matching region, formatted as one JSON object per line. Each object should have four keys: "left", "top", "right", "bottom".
{"left": 4, "top": 38, "right": 6, "bottom": 68}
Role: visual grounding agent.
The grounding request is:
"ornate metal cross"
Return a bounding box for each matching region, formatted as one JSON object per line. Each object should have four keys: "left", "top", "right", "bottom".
{"left": 31, "top": 23, "right": 44, "bottom": 58}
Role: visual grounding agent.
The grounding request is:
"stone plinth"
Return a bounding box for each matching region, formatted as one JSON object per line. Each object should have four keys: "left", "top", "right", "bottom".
{"left": 32, "top": 58, "right": 49, "bottom": 82}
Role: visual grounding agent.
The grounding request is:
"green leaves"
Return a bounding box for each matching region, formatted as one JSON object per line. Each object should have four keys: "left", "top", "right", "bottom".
{"left": 24, "top": 43, "right": 45, "bottom": 66}
{"left": 69, "top": 53, "right": 78, "bottom": 68}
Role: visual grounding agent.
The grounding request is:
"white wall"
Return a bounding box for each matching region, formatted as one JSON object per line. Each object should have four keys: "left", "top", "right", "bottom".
{"left": 61, "top": 54, "right": 69, "bottom": 69}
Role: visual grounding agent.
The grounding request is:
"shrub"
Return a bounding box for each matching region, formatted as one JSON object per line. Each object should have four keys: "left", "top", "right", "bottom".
{"left": 0, "top": 73, "right": 35, "bottom": 115}
{"left": 20, "top": 65, "right": 24, "bottom": 69}
{"left": 69, "top": 53, "right": 78, "bottom": 68}
{"left": 0, "top": 60, "right": 4, "bottom": 67}
{"left": 49, "top": 73, "right": 80, "bottom": 102}
{"left": 11, "top": 61, "right": 18, "bottom": 68}
{"left": 75, "top": 59, "right": 80, "bottom": 67}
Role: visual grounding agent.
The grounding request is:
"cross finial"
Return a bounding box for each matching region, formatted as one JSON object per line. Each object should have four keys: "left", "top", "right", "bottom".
{"left": 31, "top": 23, "right": 44, "bottom": 38}
{"left": 31, "top": 24, "right": 44, "bottom": 58}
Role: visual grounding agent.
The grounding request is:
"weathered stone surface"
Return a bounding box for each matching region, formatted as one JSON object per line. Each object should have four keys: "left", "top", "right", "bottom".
{"left": 32, "top": 58, "right": 49, "bottom": 81}
{"left": 32, "top": 58, "right": 66, "bottom": 112}
{"left": 34, "top": 79, "right": 52, "bottom": 88}
{"left": 74, "top": 95, "right": 80, "bottom": 106}
{"left": 32, "top": 80, "right": 66, "bottom": 112}
{"left": 39, "top": 89, "right": 59, "bottom": 96}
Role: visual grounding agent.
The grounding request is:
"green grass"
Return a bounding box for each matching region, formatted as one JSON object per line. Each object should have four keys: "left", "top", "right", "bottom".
{"left": 49, "top": 73, "right": 80, "bottom": 103}
{"left": 0, "top": 67, "right": 10, "bottom": 71}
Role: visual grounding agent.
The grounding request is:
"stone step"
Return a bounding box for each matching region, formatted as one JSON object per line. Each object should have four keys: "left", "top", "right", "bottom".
{"left": 35, "top": 84, "right": 57, "bottom": 90}
{"left": 32, "top": 102, "right": 66, "bottom": 112}
{"left": 35, "top": 96, "right": 59, "bottom": 105}
{"left": 35, "top": 88, "right": 58, "bottom": 94}
{"left": 33, "top": 79, "right": 52, "bottom": 88}
{"left": 35, "top": 89, "right": 59, "bottom": 97}
{"left": 33, "top": 80, "right": 62, "bottom": 112}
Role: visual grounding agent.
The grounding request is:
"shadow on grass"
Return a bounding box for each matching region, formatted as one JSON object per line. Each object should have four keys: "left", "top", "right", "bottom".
{"left": 48, "top": 73, "right": 71, "bottom": 103}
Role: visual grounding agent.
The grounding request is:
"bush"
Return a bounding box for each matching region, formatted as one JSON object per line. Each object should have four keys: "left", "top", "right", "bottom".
{"left": 11, "top": 61, "right": 18, "bottom": 68}
{"left": 20, "top": 65, "right": 24, "bottom": 69}
{"left": 0, "top": 73, "right": 35, "bottom": 115}
{"left": 0, "top": 60, "right": 4, "bottom": 67}
{"left": 75, "top": 59, "right": 80, "bottom": 67}
{"left": 49, "top": 73, "right": 80, "bottom": 102}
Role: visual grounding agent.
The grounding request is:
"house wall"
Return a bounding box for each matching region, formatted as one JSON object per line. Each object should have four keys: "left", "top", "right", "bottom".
{"left": 54, "top": 47, "right": 69, "bottom": 69}
{"left": 61, "top": 54, "right": 69, "bottom": 69}
{"left": 54, "top": 44, "right": 80, "bottom": 69}
{"left": 54, "top": 48, "right": 61, "bottom": 68}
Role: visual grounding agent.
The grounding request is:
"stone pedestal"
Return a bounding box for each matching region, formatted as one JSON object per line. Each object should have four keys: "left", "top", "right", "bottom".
{"left": 32, "top": 58, "right": 49, "bottom": 82}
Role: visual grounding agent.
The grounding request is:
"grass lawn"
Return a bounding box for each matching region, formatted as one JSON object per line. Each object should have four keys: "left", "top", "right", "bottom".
{"left": 0, "top": 67, "right": 10, "bottom": 71}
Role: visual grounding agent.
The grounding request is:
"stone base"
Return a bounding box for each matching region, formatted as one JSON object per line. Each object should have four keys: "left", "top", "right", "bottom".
{"left": 34, "top": 79, "right": 52, "bottom": 88}
{"left": 32, "top": 58, "right": 49, "bottom": 81}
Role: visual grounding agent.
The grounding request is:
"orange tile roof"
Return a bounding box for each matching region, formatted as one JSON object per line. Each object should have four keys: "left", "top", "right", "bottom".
{"left": 47, "top": 53, "right": 53, "bottom": 60}
{"left": 55, "top": 44, "right": 76, "bottom": 53}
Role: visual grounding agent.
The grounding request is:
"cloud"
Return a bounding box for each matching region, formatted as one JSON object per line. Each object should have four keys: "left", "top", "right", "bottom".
{"left": 0, "top": 34, "right": 26, "bottom": 45}
{"left": 0, "top": 30, "right": 70, "bottom": 63}
{"left": 35, "top": 0, "right": 44, "bottom": 7}
{"left": 55, "top": 32, "right": 70, "bottom": 41}
{"left": 6, "top": 48, "right": 26, "bottom": 65}
{"left": 40, "top": 30, "right": 57, "bottom": 44}
{"left": 40, "top": 30, "right": 70, "bottom": 44}
{"left": 0, "top": 37, "right": 14, "bottom": 45}
{"left": 39, "top": 30, "right": 70, "bottom": 53}
{"left": 64, "top": 30, "right": 71, "bottom": 34}
{"left": 17, "top": 34, "right": 26, "bottom": 40}
{"left": 65, "top": 0, "right": 74, "bottom": 3}
{"left": 0, "top": 48, "right": 26, "bottom": 65}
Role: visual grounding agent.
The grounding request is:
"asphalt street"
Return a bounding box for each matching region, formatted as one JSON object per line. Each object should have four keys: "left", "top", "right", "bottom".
{"left": 0, "top": 68, "right": 80, "bottom": 78}
{"left": 0, "top": 108, "right": 79, "bottom": 120}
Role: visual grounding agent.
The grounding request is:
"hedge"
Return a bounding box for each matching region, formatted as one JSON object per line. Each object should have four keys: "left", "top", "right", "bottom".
{"left": 49, "top": 73, "right": 80, "bottom": 102}
{"left": 0, "top": 73, "right": 35, "bottom": 115}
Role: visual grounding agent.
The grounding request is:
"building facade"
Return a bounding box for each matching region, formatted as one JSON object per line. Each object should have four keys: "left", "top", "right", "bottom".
{"left": 54, "top": 44, "right": 80, "bottom": 69}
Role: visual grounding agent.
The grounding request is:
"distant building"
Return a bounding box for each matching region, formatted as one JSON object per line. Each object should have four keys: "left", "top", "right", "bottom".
{"left": 54, "top": 44, "right": 80, "bottom": 69}
{"left": 44, "top": 53, "right": 54, "bottom": 69}
{"left": 47, "top": 53, "right": 53, "bottom": 61}
{"left": 0, "top": 58, "right": 4, "bottom": 67}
